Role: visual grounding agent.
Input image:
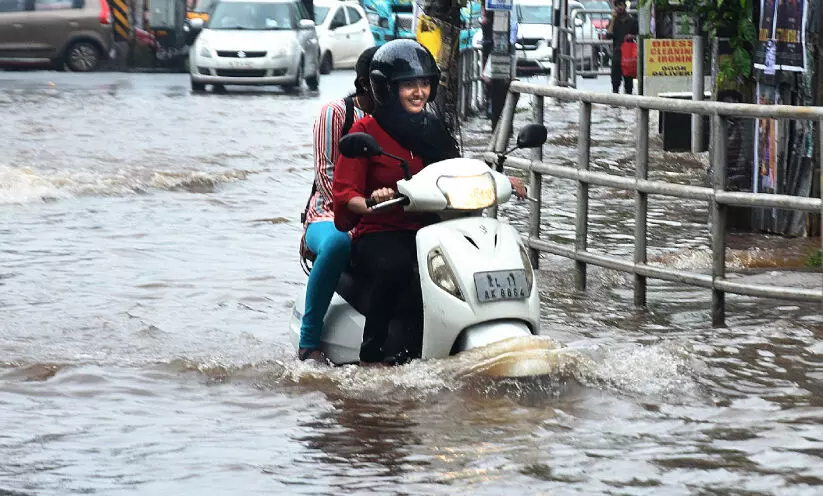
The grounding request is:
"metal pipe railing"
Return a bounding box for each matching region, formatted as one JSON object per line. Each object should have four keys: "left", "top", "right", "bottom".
{"left": 487, "top": 82, "right": 823, "bottom": 325}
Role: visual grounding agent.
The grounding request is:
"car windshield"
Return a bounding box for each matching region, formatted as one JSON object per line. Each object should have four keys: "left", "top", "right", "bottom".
{"left": 314, "top": 5, "right": 329, "bottom": 24}
{"left": 209, "top": 1, "right": 295, "bottom": 30}
{"left": 516, "top": 5, "right": 552, "bottom": 24}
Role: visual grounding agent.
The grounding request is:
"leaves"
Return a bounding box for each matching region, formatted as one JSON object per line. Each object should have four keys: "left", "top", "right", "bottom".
{"left": 652, "top": 0, "right": 755, "bottom": 81}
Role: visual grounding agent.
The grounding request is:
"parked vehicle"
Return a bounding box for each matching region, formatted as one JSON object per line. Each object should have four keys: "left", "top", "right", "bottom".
{"left": 0, "top": 0, "right": 114, "bottom": 71}
{"left": 497, "top": 0, "right": 595, "bottom": 77}
{"left": 575, "top": 0, "right": 611, "bottom": 68}
{"left": 361, "top": 0, "right": 414, "bottom": 46}
{"left": 313, "top": 0, "right": 374, "bottom": 74}
{"left": 189, "top": 0, "right": 321, "bottom": 92}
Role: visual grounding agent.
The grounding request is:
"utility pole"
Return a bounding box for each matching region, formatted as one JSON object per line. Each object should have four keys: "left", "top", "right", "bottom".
{"left": 691, "top": 18, "right": 704, "bottom": 153}
{"left": 487, "top": 0, "right": 514, "bottom": 129}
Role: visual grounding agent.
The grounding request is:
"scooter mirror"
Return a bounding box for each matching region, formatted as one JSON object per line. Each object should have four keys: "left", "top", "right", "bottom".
{"left": 339, "top": 132, "right": 383, "bottom": 158}
{"left": 516, "top": 124, "right": 548, "bottom": 149}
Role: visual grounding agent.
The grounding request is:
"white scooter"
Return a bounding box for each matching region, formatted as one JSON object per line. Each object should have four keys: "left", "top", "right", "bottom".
{"left": 289, "top": 124, "right": 549, "bottom": 370}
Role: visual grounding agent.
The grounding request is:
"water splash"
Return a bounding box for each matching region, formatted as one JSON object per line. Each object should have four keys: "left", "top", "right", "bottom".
{"left": 574, "top": 341, "right": 700, "bottom": 401}
{"left": 0, "top": 164, "right": 249, "bottom": 204}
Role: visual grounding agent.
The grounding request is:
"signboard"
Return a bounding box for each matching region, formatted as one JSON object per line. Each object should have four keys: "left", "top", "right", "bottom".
{"left": 753, "top": 0, "right": 807, "bottom": 72}
{"left": 754, "top": 82, "right": 779, "bottom": 193}
{"left": 485, "top": 0, "right": 512, "bottom": 11}
{"left": 644, "top": 39, "right": 693, "bottom": 77}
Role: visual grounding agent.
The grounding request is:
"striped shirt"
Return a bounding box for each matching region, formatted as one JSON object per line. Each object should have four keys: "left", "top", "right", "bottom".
{"left": 304, "top": 98, "right": 365, "bottom": 227}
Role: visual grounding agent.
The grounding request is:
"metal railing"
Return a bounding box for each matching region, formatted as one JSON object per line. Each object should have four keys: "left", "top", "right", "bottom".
{"left": 487, "top": 81, "right": 823, "bottom": 325}
{"left": 457, "top": 47, "right": 485, "bottom": 121}
{"left": 557, "top": 8, "right": 637, "bottom": 84}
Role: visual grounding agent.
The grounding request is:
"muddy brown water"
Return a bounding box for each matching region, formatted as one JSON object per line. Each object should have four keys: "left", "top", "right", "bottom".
{"left": 1, "top": 71, "right": 821, "bottom": 495}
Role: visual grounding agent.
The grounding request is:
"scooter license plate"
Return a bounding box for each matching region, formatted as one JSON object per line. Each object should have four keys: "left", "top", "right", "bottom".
{"left": 474, "top": 269, "right": 530, "bottom": 303}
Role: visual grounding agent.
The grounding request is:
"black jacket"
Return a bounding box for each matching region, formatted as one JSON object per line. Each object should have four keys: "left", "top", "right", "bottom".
{"left": 606, "top": 13, "right": 639, "bottom": 50}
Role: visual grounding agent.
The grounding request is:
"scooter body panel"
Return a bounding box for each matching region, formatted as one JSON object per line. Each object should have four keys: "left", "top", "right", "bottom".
{"left": 416, "top": 217, "right": 539, "bottom": 359}
{"left": 290, "top": 291, "right": 364, "bottom": 365}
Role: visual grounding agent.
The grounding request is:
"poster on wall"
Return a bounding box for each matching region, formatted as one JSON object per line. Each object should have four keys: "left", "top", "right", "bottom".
{"left": 754, "top": 82, "right": 779, "bottom": 193}
{"left": 753, "top": 0, "right": 808, "bottom": 72}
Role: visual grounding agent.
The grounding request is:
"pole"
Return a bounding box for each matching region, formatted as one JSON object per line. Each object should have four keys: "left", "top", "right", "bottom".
{"left": 691, "top": 19, "right": 704, "bottom": 153}
{"left": 489, "top": 5, "right": 513, "bottom": 129}
{"left": 529, "top": 95, "right": 545, "bottom": 267}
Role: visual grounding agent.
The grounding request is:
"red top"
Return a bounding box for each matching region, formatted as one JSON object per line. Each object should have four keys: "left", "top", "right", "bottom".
{"left": 333, "top": 115, "right": 428, "bottom": 239}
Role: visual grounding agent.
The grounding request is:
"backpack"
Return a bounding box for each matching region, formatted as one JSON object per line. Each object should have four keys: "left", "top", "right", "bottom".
{"left": 299, "top": 96, "right": 356, "bottom": 271}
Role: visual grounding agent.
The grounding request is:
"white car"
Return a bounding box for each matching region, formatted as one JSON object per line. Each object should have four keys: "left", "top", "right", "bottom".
{"left": 476, "top": 0, "right": 594, "bottom": 77}
{"left": 189, "top": 0, "right": 321, "bottom": 92}
{"left": 313, "top": 0, "right": 375, "bottom": 74}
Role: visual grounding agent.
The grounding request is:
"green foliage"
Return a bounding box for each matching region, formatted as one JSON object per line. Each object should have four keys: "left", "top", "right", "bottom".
{"left": 806, "top": 249, "right": 822, "bottom": 268}
{"left": 639, "top": 0, "right": 757, "bottom": 83}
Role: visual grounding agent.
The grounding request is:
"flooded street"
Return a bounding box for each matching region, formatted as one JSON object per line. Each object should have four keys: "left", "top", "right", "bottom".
{"left": 2, "top": 71, "right": 822, "bottom": 495}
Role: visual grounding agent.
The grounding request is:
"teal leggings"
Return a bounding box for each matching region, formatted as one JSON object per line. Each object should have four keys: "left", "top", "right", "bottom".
{"left": 300, "top": 221, "right": 351, "bottom": 349}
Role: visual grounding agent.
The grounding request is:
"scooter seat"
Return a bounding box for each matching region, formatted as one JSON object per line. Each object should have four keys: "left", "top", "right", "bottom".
{"left": 335, "top": 264, "right": 421, "bottom": 318}
{"left": 335, "top": 269, "right": 372, "bottom": 316}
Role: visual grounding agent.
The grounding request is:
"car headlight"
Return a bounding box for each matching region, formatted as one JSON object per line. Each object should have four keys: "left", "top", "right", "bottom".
{"left": 436, "top": 173, "right": 496, "bottom": 210}
{"left": 366, "top": 12, "right": 380, "bottom": 25}
{"left": 519, "top": 243, "right": 534, "bottom": 291}
{"left": 427, "top": 248, "right": 464, "bottom": 301}
{"left": 198, "top": 44, "right": 212, "bottom": 58}
{"left": 270, "top": 46, "right": 288, "bottom": 58}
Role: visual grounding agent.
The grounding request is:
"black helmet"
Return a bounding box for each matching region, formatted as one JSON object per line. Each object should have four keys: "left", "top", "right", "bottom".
{"left": 369, "top": 39, "right": 440, "bottom": 106}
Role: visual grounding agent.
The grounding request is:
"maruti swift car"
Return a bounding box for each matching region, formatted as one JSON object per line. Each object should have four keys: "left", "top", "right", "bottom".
{"left": 189, "top": 0, "right": 321, "bottom": 92}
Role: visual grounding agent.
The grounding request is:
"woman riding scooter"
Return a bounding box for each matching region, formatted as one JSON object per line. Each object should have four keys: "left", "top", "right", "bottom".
{"left": 332, "top": 39, "right": 461, "bottom": 365}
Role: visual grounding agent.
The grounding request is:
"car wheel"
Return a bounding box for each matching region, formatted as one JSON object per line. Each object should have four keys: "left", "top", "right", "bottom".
{"left": 284, "top": 59, "right": 303, "bottom": 93}
{"left": 65, "top": 41, "right": 100, "bottom": 72}
{"left": 319, "top": 51, "right": 332, "bottom": 75}
{"left": 191, "top": 79, "right": 206, "bottom": 92}
{"left": 305, "top": 53, "right": 320, "bottom": 91}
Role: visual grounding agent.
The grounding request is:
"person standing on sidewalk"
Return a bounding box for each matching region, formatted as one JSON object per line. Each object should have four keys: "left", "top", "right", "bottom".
{"left": 605, "top": 0, "right": 638, "bottom": 94}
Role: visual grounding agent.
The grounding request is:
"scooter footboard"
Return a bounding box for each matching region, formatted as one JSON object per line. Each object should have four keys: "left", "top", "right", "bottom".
{"left": 452, "top": 320, "right": 533, "bottom": 354}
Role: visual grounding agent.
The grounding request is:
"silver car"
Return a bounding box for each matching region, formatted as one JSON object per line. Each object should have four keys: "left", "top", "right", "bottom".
{"left": 189, "top": 0, "right": 320, "bottom": 92}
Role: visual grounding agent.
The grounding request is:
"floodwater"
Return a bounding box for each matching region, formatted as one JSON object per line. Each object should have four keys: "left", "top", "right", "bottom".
{"left": 1, "top": 71, "right": 822, "bottom": 495}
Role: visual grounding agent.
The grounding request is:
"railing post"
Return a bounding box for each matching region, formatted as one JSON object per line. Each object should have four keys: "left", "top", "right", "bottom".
{"left": 711, "top": 113, "right": 728, "bottom": 327}
{"left": 576, "top": 101, "right": 592, "bottom": 290}
{"left": 458, "top": 50, "right": 465, "bottom": 120}
{"left": 493, "top": 89, "right": 519, "bottom": 154}
{"left": 634, "top": 107, "right": 649, "bottom": 306}
{"left": 489, "top": 89, "right": 519, "bottom": 219}
{"left": 529, "top": 95, "right": 545, "bottom": 268}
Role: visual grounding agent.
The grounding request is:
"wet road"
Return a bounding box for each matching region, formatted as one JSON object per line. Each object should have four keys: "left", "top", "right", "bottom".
{"left": 1, "top": 71, "right": 822, "bottom": 495}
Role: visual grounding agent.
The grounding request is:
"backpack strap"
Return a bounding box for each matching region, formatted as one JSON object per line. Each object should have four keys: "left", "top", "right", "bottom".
{"left": 341, "top": 95, "right": 355, "bottom": 136}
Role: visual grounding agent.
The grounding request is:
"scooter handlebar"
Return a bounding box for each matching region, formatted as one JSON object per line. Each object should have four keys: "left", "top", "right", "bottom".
{"left": 367, "top": 195, "right": 409, "bottom": 212}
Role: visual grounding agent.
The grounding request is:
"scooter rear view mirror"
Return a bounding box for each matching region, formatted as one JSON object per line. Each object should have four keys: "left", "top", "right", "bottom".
{"left": 516, "top": 124, "right": 548, "bottom": 149}
{"left": 339, "top": 132, "right": 383, "bottom": 158}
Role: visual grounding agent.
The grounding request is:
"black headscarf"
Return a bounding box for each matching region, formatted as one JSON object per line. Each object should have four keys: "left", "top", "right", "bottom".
{"left": 373, "top": 100, "right": 460, "bottom": 165}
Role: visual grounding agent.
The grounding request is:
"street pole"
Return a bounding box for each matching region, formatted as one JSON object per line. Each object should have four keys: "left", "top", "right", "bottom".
{"left": 691, "top": 18, "right": 704, "bottom": 153}
{"left": 488, "top": 0, "right": 513, "bottom": 130}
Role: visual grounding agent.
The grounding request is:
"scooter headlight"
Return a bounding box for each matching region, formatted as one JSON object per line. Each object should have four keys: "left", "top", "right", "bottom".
{"left": 519, "top": 243, "right": 534, "bottom": 291}
{"left": 436, "top": 173, "right": 496, "bottom": 210}
{"left": 427, "top": 248, "right": 464, "bottom": 301}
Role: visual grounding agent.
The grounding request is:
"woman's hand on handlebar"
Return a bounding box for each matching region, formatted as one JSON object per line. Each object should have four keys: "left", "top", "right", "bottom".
{"left": 508, "top": 176, "right": 527, "bottom": 199}
{"left": 346, "top": 188, "right": 397, "bottom": 215}
{"left": 370, "top": 187, "right": 395, "bottom": 205}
